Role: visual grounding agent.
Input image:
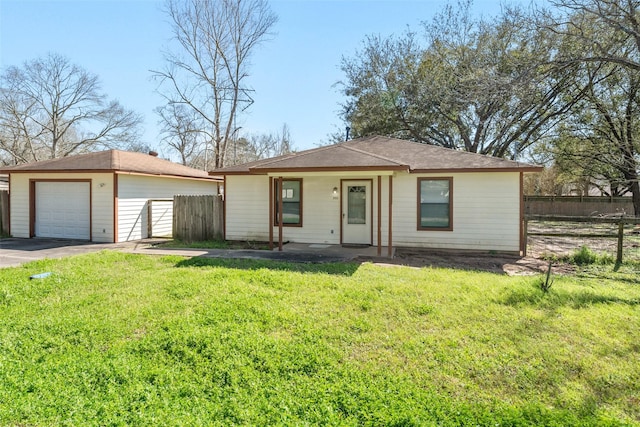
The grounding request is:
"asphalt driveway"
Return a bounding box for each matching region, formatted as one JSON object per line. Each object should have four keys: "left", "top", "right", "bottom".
{"left": 0, "top": 238, "right": 135, "bottom": 268}
{"left": 0, "top": 238, "right": 359, "bottom": 268}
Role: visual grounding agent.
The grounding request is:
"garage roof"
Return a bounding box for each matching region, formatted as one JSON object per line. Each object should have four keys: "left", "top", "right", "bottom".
{"left": 0, "top": 150, "right": 219, "bottom": 180}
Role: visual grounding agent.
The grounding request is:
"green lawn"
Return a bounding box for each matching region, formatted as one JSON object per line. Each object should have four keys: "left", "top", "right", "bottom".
{"left": 0, "top": 252, "right": 638, "bottom": 426}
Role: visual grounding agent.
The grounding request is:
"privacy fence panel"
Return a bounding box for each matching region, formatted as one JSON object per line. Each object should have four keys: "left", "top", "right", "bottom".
{"left": 524, "top": 196, "right": 633, "bottom": 217}
{"left": 173, "top": 194, "right": 223, "bottom": 242}
{"left": 0, "top": 190, "right": 8, "bottom": 235}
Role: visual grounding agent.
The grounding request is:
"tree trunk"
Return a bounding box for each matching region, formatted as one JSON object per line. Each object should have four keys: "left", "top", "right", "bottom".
{"left": 629, "top": 176, "right": 640, "bottom": 217}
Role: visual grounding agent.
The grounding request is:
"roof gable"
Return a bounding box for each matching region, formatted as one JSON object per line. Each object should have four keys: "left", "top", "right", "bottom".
{"left": 0, "top": 150, "right": 216, "bottom": 180}
{"left": 213, "top": 136, "right": 542, "bottom": 174}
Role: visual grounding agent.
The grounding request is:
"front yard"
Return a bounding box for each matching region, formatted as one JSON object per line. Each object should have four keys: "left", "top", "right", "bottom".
{"left": 0, "top": 251, "right": 638, "bottom": 425}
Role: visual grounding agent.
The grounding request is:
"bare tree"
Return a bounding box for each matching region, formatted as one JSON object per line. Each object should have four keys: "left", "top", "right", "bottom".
{"left": 0, "top": 53, "right": 142, "bottom": 164}
{"left": 231, "top": 122, "right": 293, "bottom": 164}
{"left": 153, "top": 0, "right": 277, "bottom": 170}
{"left": 156, "top": 103, "right": 204, "bottom": 165}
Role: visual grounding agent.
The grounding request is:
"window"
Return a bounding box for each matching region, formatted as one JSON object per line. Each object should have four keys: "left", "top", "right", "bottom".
{"left": 347, "top": 185, "right": 366, "bottom": 224}
{"left": 274, "top": 178, "right": 302, "bottom": 226}
{"left": 418, "top": 177, "right": 452, "bottom": 230}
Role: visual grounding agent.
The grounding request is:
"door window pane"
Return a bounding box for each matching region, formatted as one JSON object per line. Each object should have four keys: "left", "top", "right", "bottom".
{"left": 348, "top": 185, "right": 366, "bottom": 224}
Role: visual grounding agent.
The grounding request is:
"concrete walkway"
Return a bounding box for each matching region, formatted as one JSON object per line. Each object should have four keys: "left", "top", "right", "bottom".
{"left": 126, "top": 242, "right": 394, "bottom": 264}
{"left": 0, "top": 238, "right": 393, "bottom": 268}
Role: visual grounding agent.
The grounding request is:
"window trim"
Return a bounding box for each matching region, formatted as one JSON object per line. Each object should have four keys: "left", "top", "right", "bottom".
{"left": 273, "top": 178, "right": 303, "bottom": 227}
{"left": 417, "top": 177, "right": 453, "bottom": 231}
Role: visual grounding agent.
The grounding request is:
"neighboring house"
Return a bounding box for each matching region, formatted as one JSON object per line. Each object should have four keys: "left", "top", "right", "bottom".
{"left": 215, "top": 136, "right": 542, "bottom": 255}
{"left": 0, "top": 150, "right": 220, "bottom": 242}
{"left": 0, "top": 175, "right": 8, "bottom": 191}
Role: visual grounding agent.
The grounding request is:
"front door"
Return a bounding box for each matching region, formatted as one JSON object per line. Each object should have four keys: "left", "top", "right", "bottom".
{"left": 341, "top": 180, "right": 371, "bottom": 245}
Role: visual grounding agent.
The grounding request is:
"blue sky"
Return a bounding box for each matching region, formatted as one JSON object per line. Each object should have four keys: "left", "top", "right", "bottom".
{"left": 0, "top": 0, "right": 510, "bottom": 156}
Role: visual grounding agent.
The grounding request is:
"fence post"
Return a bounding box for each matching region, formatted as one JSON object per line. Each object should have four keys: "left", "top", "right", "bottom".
{"left": 523, "top": 219, "right": 528, "bottom": 257}
{"left": 617, "top": 221, "right": 624, "bottom": 264}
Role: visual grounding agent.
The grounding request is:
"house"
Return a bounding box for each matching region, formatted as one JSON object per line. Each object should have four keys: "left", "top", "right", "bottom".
{"left": 214, "top": 136, "right": 542, "bottom": 255}
{"left": 0, "top": 150, "right": 220, "bottom": 242}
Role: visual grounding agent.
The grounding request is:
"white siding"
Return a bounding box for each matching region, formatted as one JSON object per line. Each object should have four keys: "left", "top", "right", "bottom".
{"left": 390, "top": 172, "right": 521, "bottom": 251}
{"left": 8, "top": 173, "right": 115, "bottom": 242}
{"left": 275, "top": 176, "right": 342, "bottom": 244}
{"left": 226, "top": 171, "right": 521, "bottom": 252}
{"left": 149, "top": 200, "right": 173, "bottom": 237}
{"left": 226, "top": 175, "right": 364, "bottom": 244}
{"left": 117, "top": 174, "right": 217, "bottom": 242}
{"left": 225, "top": 175, "right": 271, "bottom": 241}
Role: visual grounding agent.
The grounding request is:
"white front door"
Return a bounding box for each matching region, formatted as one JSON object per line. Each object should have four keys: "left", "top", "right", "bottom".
{"left": 342, "top": 180, "right": 371, "bottom": 245}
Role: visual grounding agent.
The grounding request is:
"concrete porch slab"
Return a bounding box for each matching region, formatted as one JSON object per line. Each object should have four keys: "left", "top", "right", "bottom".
{"left": 273, "top": 242, "right": 395, "bottom": 259}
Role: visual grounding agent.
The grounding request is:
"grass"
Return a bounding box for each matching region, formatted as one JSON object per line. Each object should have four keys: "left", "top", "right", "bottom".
{"left": 0, "top": 252, "right": 639, "bottom": 426}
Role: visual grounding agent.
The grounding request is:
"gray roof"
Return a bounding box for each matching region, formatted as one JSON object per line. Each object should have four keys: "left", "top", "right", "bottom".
{"left": 214, "top": 136, "right": 542, "bottom": 174}
{"left": 0, "top": 150, "right": 218, "bottom": 180}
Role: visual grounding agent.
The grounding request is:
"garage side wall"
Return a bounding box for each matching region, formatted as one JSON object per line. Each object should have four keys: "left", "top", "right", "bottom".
{"left": 8, "top": 173, "right": 115, "bottom": 242}
{"left": 117, "top": 174, "right": 217, "bottom": 242}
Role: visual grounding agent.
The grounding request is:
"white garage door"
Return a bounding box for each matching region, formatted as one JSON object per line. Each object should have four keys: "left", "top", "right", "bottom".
{"left": 35, "top": 182, "right": 90, "bottom": 240}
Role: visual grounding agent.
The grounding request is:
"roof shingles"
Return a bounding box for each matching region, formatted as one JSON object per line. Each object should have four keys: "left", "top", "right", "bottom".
{"left": 213, "top": 136, "right": 542, "bottom": 174}
{"left": 0, "top": 150, "right": 216, "bottom": 180}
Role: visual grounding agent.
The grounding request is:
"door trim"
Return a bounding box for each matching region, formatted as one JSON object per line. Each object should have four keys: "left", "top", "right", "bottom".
{"left": 339, "top": 178, "right": 373, "bottom": 245}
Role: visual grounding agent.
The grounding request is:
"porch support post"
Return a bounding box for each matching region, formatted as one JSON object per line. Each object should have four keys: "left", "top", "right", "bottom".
{"left": 268, "top": 177, "right": 273, "bottom": 250}
{"left": 519, "top": 171, "right": 524, "bottom": 256}
{"left": 388, "top": 175, "right": 393, "bottom": 258}
{"left": 278, "top": 176, "right": 283, "bottom": 251}
{"left": 377, "top": 175, "right": 382, "bottom": 256}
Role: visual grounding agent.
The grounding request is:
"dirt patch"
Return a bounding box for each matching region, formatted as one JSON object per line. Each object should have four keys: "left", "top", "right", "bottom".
{"left": 360, "top": 248, "right": 570, "bottom": 276}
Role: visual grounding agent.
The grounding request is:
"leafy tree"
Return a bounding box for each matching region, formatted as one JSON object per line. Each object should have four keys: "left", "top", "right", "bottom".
{"left": 0, "top": 53, "right": 142, "bottom": 165}
{"left": 549, "top": 63, "right": 640, "bottom": 207}
{"left": 339, "top": 1, "right": 578, "bottom": 158}
{"left": 153, "top": 0, "right": 277, "bottom": 170}
{"left": 539, "top": 0, "right": 640, "bottom": 214}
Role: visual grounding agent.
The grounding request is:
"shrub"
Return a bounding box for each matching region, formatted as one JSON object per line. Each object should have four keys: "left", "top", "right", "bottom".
{"left": 571, "top": 246, "right": 597, "bottom": 266}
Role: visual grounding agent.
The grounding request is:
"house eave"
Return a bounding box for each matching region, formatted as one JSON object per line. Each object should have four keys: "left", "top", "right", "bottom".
{"left": 410, "top": 166, "right": 543, "bottom": 173}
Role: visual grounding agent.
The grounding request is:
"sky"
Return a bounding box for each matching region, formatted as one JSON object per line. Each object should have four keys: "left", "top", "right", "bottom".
{"left": 0, "top": 0, "right": 511, "bottom": 157}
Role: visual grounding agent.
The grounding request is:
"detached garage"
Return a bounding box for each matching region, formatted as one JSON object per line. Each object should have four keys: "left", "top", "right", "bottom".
{"left": 0, "top": 150, "right": 220, "bottom": 242}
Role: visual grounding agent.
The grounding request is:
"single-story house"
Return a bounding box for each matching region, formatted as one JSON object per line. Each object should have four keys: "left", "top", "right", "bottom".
{"left": 0, "top": 150, "right": 220, "bottom": 242}
{"left": 214, "top": 136, "right": 542, "bottom": 255}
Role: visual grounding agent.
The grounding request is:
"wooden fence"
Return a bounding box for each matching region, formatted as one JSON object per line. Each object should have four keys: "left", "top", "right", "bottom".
{"left": 524, "top": 196, "right": 633, "bottom": 217}
{"left": 173, "top": 195, "right": 223, "bottom": 242}
{"left": 0, "top": 190, "right": 8, "bottom": 236}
